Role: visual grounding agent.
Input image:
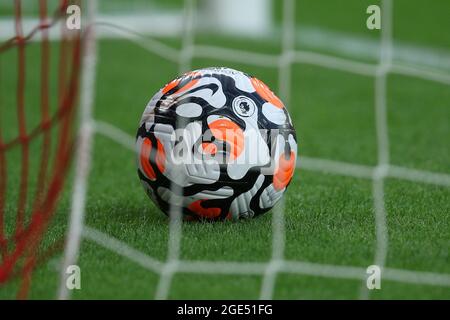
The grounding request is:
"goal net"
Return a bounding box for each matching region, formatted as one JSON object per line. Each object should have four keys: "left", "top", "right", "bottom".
{"left": 0, "top": 0, "right": 83, "bottom": 298}
{"left": 1, "top": 0, "right": 449, "bottom": 299}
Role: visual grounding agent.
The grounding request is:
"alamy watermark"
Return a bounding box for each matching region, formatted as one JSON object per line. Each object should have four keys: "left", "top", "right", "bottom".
{"left": 66, "top": 4, "right": 81, "bottom": 30}
{"left": 138, "top": 127, "right": 295, "bottom": 174}
{"left": 64, "top": 5, "right": 382, "bottom": 33}
{"left": 366, "top": 5, "right": 381, "bottom": 30}
{"left": 65, "top": 264, "right": 81, "bottom": 290}
{"left": 366, "top": 265, "right": 381, "bottom": 290}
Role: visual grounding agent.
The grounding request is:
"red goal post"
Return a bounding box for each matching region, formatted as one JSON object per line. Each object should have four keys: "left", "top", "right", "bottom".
{"left": 0, "top": 0, "right": 82, "bottom": 298}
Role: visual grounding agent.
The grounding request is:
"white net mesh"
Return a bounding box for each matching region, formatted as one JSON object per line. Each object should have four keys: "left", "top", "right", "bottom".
{"left": 59, "top": 0, "right": 450, "bottom": 300}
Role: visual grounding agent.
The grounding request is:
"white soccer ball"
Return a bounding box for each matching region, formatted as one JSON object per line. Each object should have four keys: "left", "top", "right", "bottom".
{"left": 136, "top": 67, "right": 297, "bottom": 220}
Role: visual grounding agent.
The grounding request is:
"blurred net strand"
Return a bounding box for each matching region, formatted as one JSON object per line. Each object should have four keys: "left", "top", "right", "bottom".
{"left": 86, "top": 118, "right": 450, "bottom": 291}
{"left": 15, "top": 0, "right": 29, "bottom": 246}
{"left": 0, "top": 1, "right": 65, "bottom": 53}
{"left": 0, "top": 0, "right": 83, "bottom": 299}
{"left": 81, "top": 225, "right": 450, "bottom": 287}
{"left": 90, "top": 25, "right": 450, "bottom": 86}
{"left": 83, "top": 226, "right": 162, "bottom": 272}
{"left": 360, "top": 0, "right": 392, "bottom": 300}
{"left": 57, "top": 0, "right": 97, "bottom": 300}
{"left": 93, "top": 119, "right": 450, "bottom": 187}
{"left": 18, "top": 0, "right": 53, "bottom": 298}
{"left": 93, "top": 21, "right": 180, "bottom": 63}
{"left": 154, "top": 0, "right": 196, "bottom": 301}
{"left": 58, "top": 0, "right": 450, "bottom": 300}
{"left": 260, "top": 0, "right": 295, "bottom": 300}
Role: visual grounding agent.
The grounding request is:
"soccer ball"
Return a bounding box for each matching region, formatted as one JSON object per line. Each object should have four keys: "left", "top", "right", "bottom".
{"left": 136, "top": 67, "right": 297, "bottom": 220}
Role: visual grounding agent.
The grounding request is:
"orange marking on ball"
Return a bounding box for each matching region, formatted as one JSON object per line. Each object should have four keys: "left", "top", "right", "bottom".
{"left": 273, "top": 151, "right": 295, "bottom": 190}
{"left": 140, "top": 138, "right": 156, "bottom": 180}
{"left": 209, "top": 119, "right": 244, "bottom": 160}
{"left": 188, "top": 200, "right": 222, "bottom": 219}
{"left": 251, "top": 77, "right": 284, "bottom": 109}
{"left": 201, "top": 142, "right": 218, "bottom": 155}
{"left": 162, "top": 78, "right": 181, "bottom": 94}
{"left": 155, "top": 138, "right": 166, "bottom": 173}
{"left": 174, "top": 78, "right": 199, "bottom": 94}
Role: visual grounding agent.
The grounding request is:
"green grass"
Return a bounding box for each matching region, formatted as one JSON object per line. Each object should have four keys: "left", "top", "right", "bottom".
{"left": 0, "top": 3, "right": 449, "bottom": 300}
